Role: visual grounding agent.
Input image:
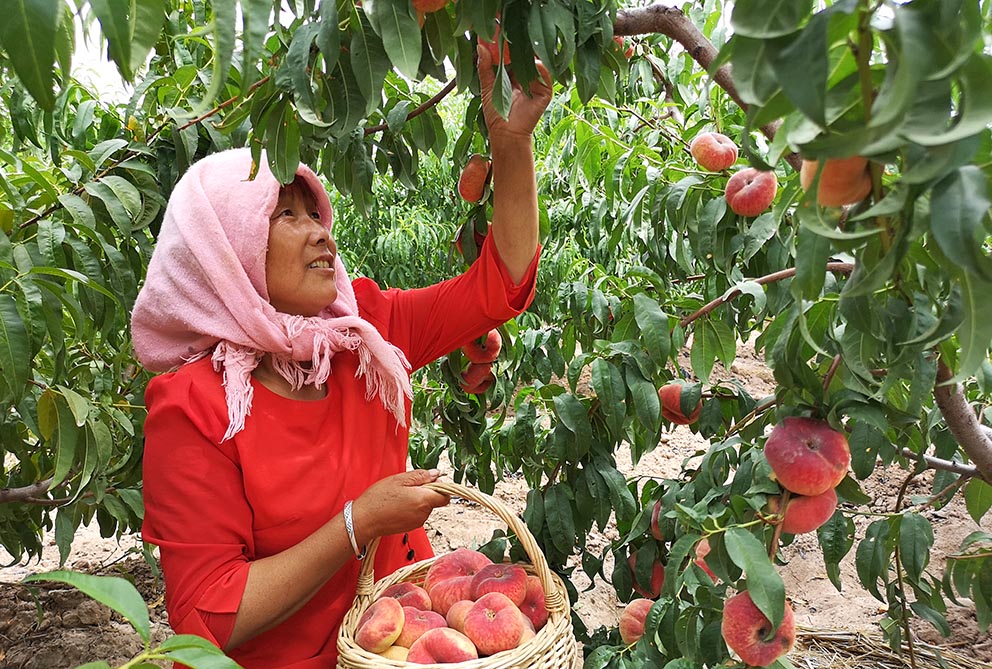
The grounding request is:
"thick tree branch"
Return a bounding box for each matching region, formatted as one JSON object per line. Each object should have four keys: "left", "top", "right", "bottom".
{"left": 0, "top": 478, "right": 54, "bottom": 505}
{"left": 934, "top": 358, "right": 992, "bottom": 483}
{"left": 900, "top": 447, "right": 983, "bottom": 480}
{"left": 615, "top": 4, "right": 801, "bottom": 171}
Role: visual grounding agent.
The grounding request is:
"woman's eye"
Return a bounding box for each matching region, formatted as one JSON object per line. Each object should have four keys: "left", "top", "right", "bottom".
{"left": 310, "top": 211, "right": 321, "bottom": 220}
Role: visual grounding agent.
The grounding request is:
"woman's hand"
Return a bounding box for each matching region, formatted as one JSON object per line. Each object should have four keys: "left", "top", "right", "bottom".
{"left": 477, "top": 44, "right": 553, "bottom": 142}
{"left": 352, "top": 470, "right": 450, "bottom": 543}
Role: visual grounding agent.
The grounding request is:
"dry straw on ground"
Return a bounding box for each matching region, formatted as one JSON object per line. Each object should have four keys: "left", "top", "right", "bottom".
{"left": 794, "top": 627, "right": 986, "bottom": 669}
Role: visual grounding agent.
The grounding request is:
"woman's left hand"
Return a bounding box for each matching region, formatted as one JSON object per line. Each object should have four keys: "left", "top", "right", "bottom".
{"left": 477, "top": 44, "right": 554, "bottom": 142}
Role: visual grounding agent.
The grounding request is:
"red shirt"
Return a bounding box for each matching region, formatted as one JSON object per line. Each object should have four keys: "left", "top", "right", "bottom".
{"left": 141, "top": 240, "right": 538, "bottom": 668}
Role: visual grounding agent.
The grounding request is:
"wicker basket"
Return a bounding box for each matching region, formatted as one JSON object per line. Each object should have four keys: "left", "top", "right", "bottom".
{"left": 337, "top": 481, "right": 579, "bottom": 669}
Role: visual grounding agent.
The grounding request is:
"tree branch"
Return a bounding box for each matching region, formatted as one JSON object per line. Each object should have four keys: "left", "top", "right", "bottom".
{"left": 679, "top": 262, "right": 855, "bottom": 328}
{"left": 934, "top": 358, "right": 992, "bottom": 483}
{"left": 615, "top": 4, "right": 801, "bottom": 171}
{"left": 0, "top": 478, "right": 54, "bottom": 505}
{"left": 364, "top": 78, "right": 459, "bottom": 136}
{"left": 900, "top": 447, "right": 984, "bottom": 480}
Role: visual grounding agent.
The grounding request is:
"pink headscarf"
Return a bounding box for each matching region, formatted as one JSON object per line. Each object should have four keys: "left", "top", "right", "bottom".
{"left": 131, "top": 149, "right": 411, "bottom": 440}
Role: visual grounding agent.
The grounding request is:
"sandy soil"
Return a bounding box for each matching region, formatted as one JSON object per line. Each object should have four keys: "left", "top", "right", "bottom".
{"left": 2, "top": 343, "right": 990, "bottom": 667}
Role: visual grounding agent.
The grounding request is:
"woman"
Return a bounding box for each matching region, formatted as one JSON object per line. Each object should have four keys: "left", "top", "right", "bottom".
{"left": 130, "top": 46, "right": 552, "bottom": 668}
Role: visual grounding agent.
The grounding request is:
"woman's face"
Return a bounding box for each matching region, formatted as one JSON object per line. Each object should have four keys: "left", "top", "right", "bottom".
{"left": 265, "top": 183, "right": 338, "bottom": 316}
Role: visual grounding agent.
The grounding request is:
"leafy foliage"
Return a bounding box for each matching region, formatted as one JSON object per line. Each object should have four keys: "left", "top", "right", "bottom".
{"left": 2, "top": 1, "right": 991, "bottom": 668}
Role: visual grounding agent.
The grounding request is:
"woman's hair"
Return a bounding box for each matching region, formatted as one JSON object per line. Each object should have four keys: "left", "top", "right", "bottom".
{"left": 278, "top": 177, "right": 320, "bottom": 209}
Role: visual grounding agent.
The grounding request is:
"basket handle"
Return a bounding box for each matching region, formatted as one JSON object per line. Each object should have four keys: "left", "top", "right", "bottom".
{"left": 353, "top": 480, "right": 568, "bottom": 616}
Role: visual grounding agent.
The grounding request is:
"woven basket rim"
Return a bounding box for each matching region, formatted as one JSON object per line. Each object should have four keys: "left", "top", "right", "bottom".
{"left": 336, "top": 481, "right": 579, "bottom": 669}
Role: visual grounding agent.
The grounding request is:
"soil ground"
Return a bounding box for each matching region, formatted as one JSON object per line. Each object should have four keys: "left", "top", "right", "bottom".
{"left": 2, "top": 342, "right": 990, "bottom": 668}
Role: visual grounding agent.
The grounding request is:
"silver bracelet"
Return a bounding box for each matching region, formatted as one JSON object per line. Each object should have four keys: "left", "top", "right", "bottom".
{"left": 343, "top": 500, "right": 367, "bottom": 560}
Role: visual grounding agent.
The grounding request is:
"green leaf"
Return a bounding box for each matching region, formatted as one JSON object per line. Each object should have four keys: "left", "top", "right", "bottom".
{"left": 370, "top": 0, "right": 421, "bottom": 80}
{"left": 632, "top": 294, "right": 670, "bottom": 366}
{"left": 89, "top": 0, "right": 132, "bottom": 79}
{"left": 203, "top": 0, "right": 236, "bottom": 107}
{"left": 545, "top": 484, "right": 576, "bottom": 555}
{"left": 266, "top": 101, "right": 301, "bottom": 184}
{"left": 0, "top": 294, "right": 31, "bottom": 401}
{"left": 350, "top": 11, "right": 390, "bottom": 110}
{"left": 931, "top": 167, "right": 992, "bottom": 282}
{"left": 769, "top": 17, "right": 827, "bottom": 125}
{"left": 0, "top": 0, "right": 61, "bottom": 109}
{"left": 240, "top": 0, "right": 271, "bottom": 90}
{"left": 49, "top": 392, "right": 80, "bottom": 487}
{"left": 722, "top": 36, "right": 780, "bottom": 106}
{"left": 690, "top": 319, "right": 735, "bottom": 385}
{"left": 791, "top": 225, "right": 832, "bottom": 300}
{"left": 625, "top": 365, "right": 660, "bottom": 435}
{"left": 817, "top": 510, "right": 855, "bottom": 591}
{"left": 855, "top": 519, "right": 891, "bottom": 602}
{"left": 906, "top": 54, "right": 992, "bottom": 147}
{"left": 591, "top": 358, "right": 626, "bottom": 438}
{"left": 100, "top": 175, "right": 142, "bottom": 217}
{"left": 23, "top": 571, "right": 150, "bottom": 642}
{"left": 56, "top": 385, "right": 90, "bottom": 426}
{"left": 725, "top": 527, "right": 786, "bottom": 628}
{"left": 954, "top": 273, "right": 992, "bottom": 382}
{"left": 552, "top": 393, "right": 591, "bottom": 458}
{"left": 899, "top": 512, "right": 933, "bottom": 582}
{"left": 869, "top": 2, "right": 934, "bottom": 129}
{"left": 129, "top": 0, "right": 167, "bottom": 74}
{"left": 83, "top": 181, "right": 132, "bottom": 234}
{"left": 965, "top": 479, "right": 992, "bottom": 525}
{"left": 731, "top": 0, "right": 813, "bottom": 38}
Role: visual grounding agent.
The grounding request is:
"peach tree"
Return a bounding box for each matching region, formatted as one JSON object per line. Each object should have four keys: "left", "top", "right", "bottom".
{"left": 1, "top": 1, "right": 991, "bottom": 668}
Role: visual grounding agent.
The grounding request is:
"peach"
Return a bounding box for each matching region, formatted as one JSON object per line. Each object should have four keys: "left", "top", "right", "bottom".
{"left": 461, "top": 373, "right": 494, "bottom": 395}
{"left": 799, "top": 157, "right": 872, "bottom": 207}
{"left": 693, "top": 538, "right": 718, "bottom": 582}
{"left": 769, "top": 487, "right": 838, "bottom": 535}
{"left": 406, "top": 627, "right": 479, "bottom": 664}
{"left": 725, "top": 167, "right": 778, "bottom": 217}
{"left": 354, "top": 597, "right": 405, "bottom": 653}
{"left": 628, "top": 553, "right": 664, "bottom": 599}
{"left": 627, "top": 553, "right": 665, "bottom": 599}
{"left": 764, "top": 417, "right": 850, "bottom": 496}
{"left": 721, "top": 591, "right": 795, "bottom": 667}
{"left": 619, "top": 598, "right": 654, "bottom": 644}
{"left": 380, "top": 582, "right": 432, "bottom": 611}
{"left": 659, "top": 383, "right": 701, "bottom": 425}
{"left": 445, "top": 599, "right": 475, "bottom": 633}
{"left": 412, "top": 0, "right": 448, "bottom": 11}
{"left": 613, "top": 35, "right": 635, "bottom": 59}
{"left": 424, "top": 548, "right": 493, "bottom": 593}
{"left": 463, "top": 592, "right": 528, "bottom": 656}
{"left": 458, "top": 154, "right": 491, "bottom": 202}
{"left": 690, "top": 132, "right": 739, "bottom": 171}
{"left": 394, "top": 606, "right": 447, "bottom": 648}
{"left": 518, "top": 575, "right": 549, "bottom": 631}
{"left": 649, "top": 499, "right": 664, "bottom": 541}
{"left": 428, "top": 574, "right": 475, "bottom": 617}
{"left": 470, "top": 562, "right": 528, "bottom": 605}
{"left": 463, "top": 330, "right": 502, "bottom": 364}
{"left": 694, "top": 558, "right": 718, "bottom": 582}
{"left": 459, "top": 362, "right": 493, "bottom": 390}
{"left": 378, "top": 645, "right": 409, "bottom": 661}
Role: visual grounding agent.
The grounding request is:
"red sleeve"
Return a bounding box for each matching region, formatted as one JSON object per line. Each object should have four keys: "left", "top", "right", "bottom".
{"left": 354, "top": 237, "right": 540, "bottom": 371}
{"left": 141, "top": 367, "right": 252, "bottom": 649}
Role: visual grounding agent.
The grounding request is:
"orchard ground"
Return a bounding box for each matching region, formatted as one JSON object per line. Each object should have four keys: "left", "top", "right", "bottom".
{"left": 2, "top": 342, "right": 990, "bottom": 668}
